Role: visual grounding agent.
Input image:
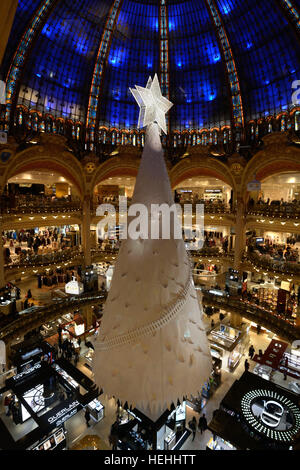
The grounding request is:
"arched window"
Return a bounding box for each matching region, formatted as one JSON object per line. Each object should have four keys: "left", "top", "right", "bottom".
{"left": 223, "top": 129, "right": 228, "bottom": 144}
{"left": 295, "top": 112, "right": 300, "bottom": 131}
{"left": 213, "top": 130, "right": 218, "bottom": 145}
{"left": 26, "top": 114, "right": 32, "bottom": 130}
{"left": 268, "top": 122, "right": 272, "bottom": 133}
{"left": 32, "top": 113, "right": 38, "bottom": 132}
{"left": 76, "top": 125, "right": 81, "bottom": 141}
{"left": 45, "top": 117, "right": 53, "bottom": 133}
{"left": 39, "top": 120, "right": 45, "bottom": 133}
{"left": 281, "top": 116, "right": 286, "bottom": 132}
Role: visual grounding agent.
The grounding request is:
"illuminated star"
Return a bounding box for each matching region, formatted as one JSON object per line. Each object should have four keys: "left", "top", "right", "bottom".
{"left": 129, "top": 74, "right": 173, "bottom": 134}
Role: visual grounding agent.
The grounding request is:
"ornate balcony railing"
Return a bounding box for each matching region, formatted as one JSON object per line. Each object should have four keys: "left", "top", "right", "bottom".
{"left": 247, "top": 202, "right": 300, "bottom": 219}
{"left": 202, "top": 289, "right": 300, "bottom": 342}
{"left": 4, "top": 247, "right": 83, "bottom": 269}
{"left": 0, "top": 195, "right": 82, "bottom": 215}
{"left": 247, "top": 250, "right": 300, "bottom": 275}
{"left": 0, "top": 290, "right": 107, "bottom": 343}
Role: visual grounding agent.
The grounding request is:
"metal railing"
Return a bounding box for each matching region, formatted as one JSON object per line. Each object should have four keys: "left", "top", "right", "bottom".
{"left": 0, "top": 290, "right": 107, "bottom": 343}
{"left": 202, "top": 289, "right": 300, "bottom": 342}
{"left": 247, "top": 202, "right": 300, "bottom": 219}
{"left": 0, "top": 195, "right": 82, "bottom": 215}
{"left": 4, "top": 247, "right": 84, "bottom": 269}
{"left": 247, "top": 250, "right": 300, "bottom": 275}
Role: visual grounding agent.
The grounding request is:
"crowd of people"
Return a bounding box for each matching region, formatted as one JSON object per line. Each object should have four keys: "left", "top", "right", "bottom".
{"left": 3, "top": 228, "right": 75, "bottom": 265}
{"left": 249, "top": 238, "right": 299, "bottom": 263}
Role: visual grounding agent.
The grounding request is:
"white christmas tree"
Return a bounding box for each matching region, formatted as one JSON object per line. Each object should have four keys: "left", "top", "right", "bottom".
{"left": 93, "top": 74, "right": 212, "bottom": 420}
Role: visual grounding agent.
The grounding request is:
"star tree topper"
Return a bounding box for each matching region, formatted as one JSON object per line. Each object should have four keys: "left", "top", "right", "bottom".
{"left": 129, "top": 74, "right": 173, "bottom": 134}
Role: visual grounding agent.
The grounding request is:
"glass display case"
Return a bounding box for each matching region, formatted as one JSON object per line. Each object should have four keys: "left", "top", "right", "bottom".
{"left": 206, "top": 436, "right": 236, "bottom": 451}
{"left": 31, "top": 427, "right": 67, "bottom": 450}
{"left": 164, "top": 428, "right": 176, "bottom": 450}
{"left": 52, "top": 363, "right": 80, "bottom": 390}
{"left": 87, "top": 399, "right": 105, "bottom": 422}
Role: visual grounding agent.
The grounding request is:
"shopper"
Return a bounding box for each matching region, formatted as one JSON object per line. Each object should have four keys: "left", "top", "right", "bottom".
{"left": 198, "top": 414, "right": 207, "bottom": 434}
{"left": 257, "top": 324, "right": 261, "bottom": 335}
{"left": 74, "top": 351, "right": 79, "bottom": 367}
{"left": 248, "top": 345, "right": 255, "bottom": 359}
{"left": 244, "top": 359, "right": 250, "bottom": 372}
{"left": 4, "top": 395, "right": 11, "bottom": 416}
{"left": 109, "top": 422, "right": 119, "bottom": 450}
{"left": 188, "top": 416, "right": 197, "bottom": 441}
{"left": 84, "top": 407, "right": 91, "bottom": 427}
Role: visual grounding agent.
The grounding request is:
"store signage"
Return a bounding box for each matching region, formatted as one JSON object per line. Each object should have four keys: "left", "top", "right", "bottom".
{"left": 13, "top": 362, "right": 41, "bottom": 381}
{"left": 280, "top": 281, "right": 290, "bottom": 292}
{"left": 47, "top": 400, "right": 80, "bottom": 427}
{"left": 205, "top": 189, "right": 222, "bottom": 193}
{"left": 74, "top": 323, "right": 85, "bottom": 336}
{"left": 247, "top": 179, "right": 261, "bottom": 192}
{"left": 241, "top": 389, "right": 300, "bottom": 442}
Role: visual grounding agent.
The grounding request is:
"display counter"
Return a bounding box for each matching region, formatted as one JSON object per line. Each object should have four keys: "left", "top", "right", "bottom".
{"left": 88, "top": 399, "right": 104, "bottom": 422}
{"left": 253, "top": 363, "right": 273, "bottom": 381}
{"left": 206, "top": 436, "right": 236, "bottom": 451}
{"left": 164, "top": 428, "right": 176, "bottom": 450}
{"left": 30, "top": 427, "right": 67, "bottom": 451}
{"left": 208, "top": 321, "right": 250, "bottom": 372}
{"left": 52, "top": 363, "right": 80, "bottom": 390}
{"left": 0, "top": 300, "right": 13, "bottom": 316}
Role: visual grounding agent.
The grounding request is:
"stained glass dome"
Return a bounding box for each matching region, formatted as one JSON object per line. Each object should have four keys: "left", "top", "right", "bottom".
{"left": 1, "top": 0, "right": 300, "bottom": 136}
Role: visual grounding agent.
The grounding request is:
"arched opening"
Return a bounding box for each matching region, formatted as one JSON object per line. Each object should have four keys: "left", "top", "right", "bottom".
{"left": 93, "top": 174, "right": 137, "bottom": 206}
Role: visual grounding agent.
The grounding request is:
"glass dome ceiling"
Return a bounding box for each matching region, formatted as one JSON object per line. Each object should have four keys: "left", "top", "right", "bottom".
{"left": 2, "top": 0, "right": 300, "bottom": 133}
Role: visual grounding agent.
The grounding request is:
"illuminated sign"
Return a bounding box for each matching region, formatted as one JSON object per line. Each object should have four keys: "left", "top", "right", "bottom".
{"left": 247, "top": 179, "right": 261, "bottom": 192}
{"left": 47, "top": 400, "right": 80, "bottom": 426}
{"left": 241, "top": 389, "right": 300, "bottom": 442}
{"left": 13, "top": 362, "right": 41, "bottom": 381}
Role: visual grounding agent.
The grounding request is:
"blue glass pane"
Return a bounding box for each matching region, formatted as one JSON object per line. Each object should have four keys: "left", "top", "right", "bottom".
{"left": 17, "top": 0, "right": 112, "bottom": 121}
{"left": 0, "top": 0, "right": 42, "bottom": 78}
{"left": 168, "top": 0, "right": 230, "bottom": 131}
{"left": 216, "top": 0, "right": 300, "bottom": 120}
{"left": 99, "top": 0, "right": 159, "bottom": 129}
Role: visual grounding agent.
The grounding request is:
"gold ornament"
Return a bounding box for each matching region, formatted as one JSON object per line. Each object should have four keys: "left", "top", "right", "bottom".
{"left": 85, "top": 162, "right": 96, "bottom": 174}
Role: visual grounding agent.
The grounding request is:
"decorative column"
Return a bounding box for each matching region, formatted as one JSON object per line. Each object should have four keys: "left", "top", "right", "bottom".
{"left": 82, "top": 195, "right": 92, "bottom": 267}
{"left": 0, "top": 0, "right": 19, "bottom": 66}
{"left": 234, "top": 194, "right": 246, "bottom": 271}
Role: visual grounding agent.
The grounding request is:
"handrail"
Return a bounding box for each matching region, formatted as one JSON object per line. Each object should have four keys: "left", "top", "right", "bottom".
{"left": 0, "top": 290, "right": 107, "bottom": 343}
{"left": 247, "top": 202, "right": 300, "bottom": 219}
{"left": 4, "top": 247, "right": 84, "bottom": 268}
{"left": 247, "top": 250, "right": 300, "bottom": 275}
{"left": 202, "top": 290, "right": 300, "bottom": 342}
